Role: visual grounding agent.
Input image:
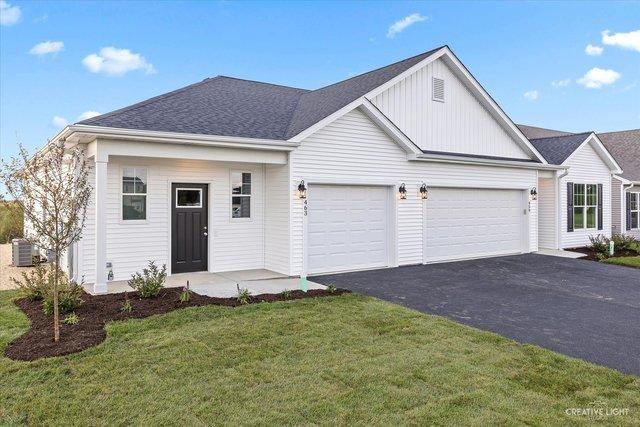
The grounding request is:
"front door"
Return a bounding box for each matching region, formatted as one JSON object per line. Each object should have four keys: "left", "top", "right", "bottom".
{"left": 172, "top": 183, "right": 208, "bottom": 274}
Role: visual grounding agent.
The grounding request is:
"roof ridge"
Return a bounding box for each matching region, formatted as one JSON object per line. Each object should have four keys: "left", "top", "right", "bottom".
{"left": 598, "top": 128, "right": 640, "bottom": 135}
{"left": 78, "top": 77, "right": 223, "bottom": 125}
{"left": 529, "top": 131, "right": 593, "bottom": 141}
{"left": 307, "top": 45, "right": 446, "bottom": 93}
{"left": 216, "top": 75, "right": 309, "bottom": 91}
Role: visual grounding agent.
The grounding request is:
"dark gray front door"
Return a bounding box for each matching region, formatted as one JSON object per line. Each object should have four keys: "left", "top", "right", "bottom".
{"left": 172, "top": 183, "right": 208, "bottom": 274}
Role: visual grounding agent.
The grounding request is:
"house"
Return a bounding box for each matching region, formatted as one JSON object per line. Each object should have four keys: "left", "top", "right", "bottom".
{"left": 50, "top": 45, "right": 573, "bottom": 294}
{"left": 518, "top": 125, "right": 622, "bottom": 249}
{"left": 599, "top": 129, "right": 640, "bottom": 238}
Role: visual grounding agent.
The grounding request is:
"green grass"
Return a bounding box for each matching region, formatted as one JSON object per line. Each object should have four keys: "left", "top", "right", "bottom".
{"left": 603, "top": 256, "right": 640, "bottom": 269}
{"left": 0, "top": 290, "right": 638, "bottom": 425}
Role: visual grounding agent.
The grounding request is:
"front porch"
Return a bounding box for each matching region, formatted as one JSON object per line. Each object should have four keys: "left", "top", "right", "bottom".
{"left": 83, "top": 269, "right": 325, "bottom": 297}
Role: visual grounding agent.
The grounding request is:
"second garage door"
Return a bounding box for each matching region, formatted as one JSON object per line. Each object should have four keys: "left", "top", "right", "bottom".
{"left": 425, "top": 188, "right": 527, "bottom": 263}
{"left": 308, "top": 185, "right": 389, "bottom": 274}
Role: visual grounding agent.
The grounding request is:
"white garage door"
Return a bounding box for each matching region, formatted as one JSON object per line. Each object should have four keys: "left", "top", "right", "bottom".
{"left": 425, "top": 188, "right": 526, "bottom": 263}
{"left": 308, "top": 185, "right": 389, "bottom": 274}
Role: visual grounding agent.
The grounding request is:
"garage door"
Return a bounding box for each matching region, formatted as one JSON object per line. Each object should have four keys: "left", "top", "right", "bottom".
{"left": 425, "top": 188, "right": 526, "bottom": 263}
{"left": 308, "top": 185, "right": 389, "bottom": 274}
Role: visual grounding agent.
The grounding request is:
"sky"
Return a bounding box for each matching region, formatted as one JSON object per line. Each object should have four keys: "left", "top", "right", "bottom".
{"left": 1, "top": 0, "right": 639, "bottom": 161}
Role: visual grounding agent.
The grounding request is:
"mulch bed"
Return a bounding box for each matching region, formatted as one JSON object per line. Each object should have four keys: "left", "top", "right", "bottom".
{"left": 567, "top": 246, "right": 639, "bottom": 262}
{"left": 5, "top": 287, "right": 350, "bottom": 362}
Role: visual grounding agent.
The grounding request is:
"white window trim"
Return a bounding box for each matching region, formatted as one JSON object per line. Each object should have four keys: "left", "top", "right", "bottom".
{"left": 630, "top": 192, "right": 640, "bottom": 230}
{"left": 120, "top": 166, "right": 149, "bottom": 223}
{"left": 175, "top": 188, "right": 203, "bottom": 208}
{"left": 573, "top": 183, "right": 598, "bottom": 231}
{"left": 229, "top": 170, "right": 252, "bottom": 222}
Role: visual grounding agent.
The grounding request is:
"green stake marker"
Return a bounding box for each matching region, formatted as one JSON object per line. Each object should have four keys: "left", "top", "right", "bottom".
{"left": 300, "top": 275, "right": 308, "bottom": 292}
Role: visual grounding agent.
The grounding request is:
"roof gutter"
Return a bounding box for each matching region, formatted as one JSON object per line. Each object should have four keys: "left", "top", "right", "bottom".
{"left": 61, "top": 125, "right": 300, "bottom": 152}
{"left": 409, "top": 152, "right": 567, "bottom": 171}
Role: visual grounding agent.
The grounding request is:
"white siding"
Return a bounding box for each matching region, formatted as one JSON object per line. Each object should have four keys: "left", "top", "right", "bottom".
{"left": 81, "top": 156, "right": 266, "bottom": 282}
{"left": 611, "top": 178, "right": 622, "bottom": 235}
{"left": 371, "top": 58, "right": 530, "bottom": 160}
{"left": 290, "top": 108, "right": 538, "bottom": 275}
{"left": 559, "top": 143, "right": 612, "bottom": 248}
{"left": 264, "top": 162, "right": 291, "bottom": 275}
{"left": 538, "top": 177, "right": 557, "bottom": 249}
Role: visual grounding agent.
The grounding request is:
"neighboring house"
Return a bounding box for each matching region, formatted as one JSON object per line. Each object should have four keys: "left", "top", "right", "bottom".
{"left": 50, "top": 45, "right": 569, "bottom": 293}
{"left": 518, "top": 126, "right": 622, "bottom": 249}
{"left": 599, "top": 129, "right": 640, "bottom": 238}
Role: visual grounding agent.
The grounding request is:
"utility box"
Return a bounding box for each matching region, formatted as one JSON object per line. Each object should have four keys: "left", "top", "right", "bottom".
{"left": 11, "top": 239, "right": 34, "bottom": 267}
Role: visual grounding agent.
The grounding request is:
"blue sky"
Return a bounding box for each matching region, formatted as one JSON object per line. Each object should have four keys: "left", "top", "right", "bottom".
{"left": 1, "top": 0, "right": 639, "bottom": 160}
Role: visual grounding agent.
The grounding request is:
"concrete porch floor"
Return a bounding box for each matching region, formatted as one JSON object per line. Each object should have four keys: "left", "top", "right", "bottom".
{"left": 84, "top": 269, "right": 325, "bottom": 298}
{"left": 534, "top": 248, "right": 585, "bottom": 259}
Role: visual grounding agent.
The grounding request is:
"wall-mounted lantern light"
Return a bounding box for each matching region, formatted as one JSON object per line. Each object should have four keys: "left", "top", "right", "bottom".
{"left": 419, "top": 183, "right": 428, "bottom": 200}
{"left": 398, "top": 183, "right": 407, "bottom": 199}
{"left": 297, "top": 180, "right": 307, "bottom": 199}
{"left": 530, "top": 187, "right": 538, "bottom": 201}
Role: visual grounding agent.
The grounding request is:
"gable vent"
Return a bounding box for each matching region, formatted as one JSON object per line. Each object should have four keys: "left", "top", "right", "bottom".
{"left": 432, "top": 77, "right": 445, "bottom": 102}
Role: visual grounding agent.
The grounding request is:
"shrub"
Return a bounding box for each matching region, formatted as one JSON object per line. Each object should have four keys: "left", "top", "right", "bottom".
{"left": 128, "top": 261, "right": 166, "bottom": 298}
{"left": 589, "top": 234, "right": 610, "bottom": 257}
{"left": 121, "top": 292, "right": 132, "bottom": 313}
{"left": 326, "top": 283, "right": 337, "bottom": 293}
{"left": 11, "top": 263, "right": 51, "bottom": 301}
{"left": 62, "top": 312, "right": 79, "bottom": 325}
{"left": 42, "top": 277, "right": 84, "bottom": 316}
{"left": 0, "top": 201, "right": 23, "bottom": 244}
{"left": 281, "top": 289, "right": 292, "bottom": 299}
{"left": 180, "top": 282, "right": 191, "bottom": 303}
{"left": 611, "top": 234, "right": 640, "bottom": 253}
{"left": 237, "top": 285, "right": 251, "bottom": 305}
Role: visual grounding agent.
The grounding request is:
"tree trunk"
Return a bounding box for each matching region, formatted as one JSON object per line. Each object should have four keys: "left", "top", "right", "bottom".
{"left": 53, "top": 251, "right": 60, "bottom": 343}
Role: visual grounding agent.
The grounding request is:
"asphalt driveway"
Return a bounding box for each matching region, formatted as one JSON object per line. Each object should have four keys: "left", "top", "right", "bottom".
{"left": 310, "top": 254, "right": 640, "bottom": 376}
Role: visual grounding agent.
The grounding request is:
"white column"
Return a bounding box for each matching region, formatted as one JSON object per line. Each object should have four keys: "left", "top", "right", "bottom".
{"left": 93, "top": 157, "right": 108, "bottom": 294}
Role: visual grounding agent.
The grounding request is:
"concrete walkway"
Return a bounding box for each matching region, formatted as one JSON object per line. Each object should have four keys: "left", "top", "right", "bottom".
{"left": 534, "top": 248, "right": 585, "bottom": 259}
{"left": 84, "top": 269, "right": 324, "bottom": 297}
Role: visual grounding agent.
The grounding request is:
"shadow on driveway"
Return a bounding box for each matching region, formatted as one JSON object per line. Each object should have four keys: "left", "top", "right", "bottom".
{"left": 310, "top": 254, "right": 640, "bottom": 376}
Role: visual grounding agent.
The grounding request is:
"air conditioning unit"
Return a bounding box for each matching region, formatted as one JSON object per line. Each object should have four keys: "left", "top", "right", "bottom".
{"left": 12, "top": 239, "right": 35, "bottom": 267}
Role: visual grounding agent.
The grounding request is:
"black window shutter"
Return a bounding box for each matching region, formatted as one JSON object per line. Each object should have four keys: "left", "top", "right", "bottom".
{"left": 597, "top": 183, "right": 603, "bottom": 231}
{"left": 627, "top": 192, "right": 632, "bottom": 231}
{"left": 567, "top": 182, "right": 574, "bottom": 232}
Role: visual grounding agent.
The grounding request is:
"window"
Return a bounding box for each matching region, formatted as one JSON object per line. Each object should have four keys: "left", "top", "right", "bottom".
{"left": 573, "top": 183, "right": 597, "bottom": 230}
{"left": 631, "top": 193, "right": 639, "bottom": 229}
{"left": 176, "top": 188, "right": 202, "bottom": 208}
{"left": 231, "top": 172, "right": 251, "bottom": 219}
{"left": 122, "top": 168, "right": 147, "bottom": 220}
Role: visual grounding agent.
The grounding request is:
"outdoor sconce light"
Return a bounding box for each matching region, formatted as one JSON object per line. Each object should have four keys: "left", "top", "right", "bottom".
{"left": 398, "top": 183, "right": 407, "bottom": 200}
{"left": 297, "top": 180, "right": 307, "bottom": 199}
{"left": 530, "top": 187, "right": 538, "bottom": 201}
{"left": 419, "top": 183, "right": 428, "bottom": 200}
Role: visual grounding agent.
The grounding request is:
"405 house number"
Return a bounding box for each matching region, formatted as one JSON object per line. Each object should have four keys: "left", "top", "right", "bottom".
{"left": 303, "top": 199, "right": 308, "bottom": 216}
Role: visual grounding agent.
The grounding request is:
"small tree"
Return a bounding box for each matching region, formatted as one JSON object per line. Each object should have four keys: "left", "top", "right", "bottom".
{"left": 1, "top": 140, "right": 91, "bottom": 342}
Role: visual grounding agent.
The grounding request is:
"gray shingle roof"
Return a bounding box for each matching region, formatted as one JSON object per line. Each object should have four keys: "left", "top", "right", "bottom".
{"left": 79, "top": 46, "right": 445, "bottom": 140}
{"left": 528, "top": 132, "right": 592, "bottom": 165}
{"left": 598, "top": 129, "right": 640, "bottom": 181}
{"left": 517, "top": 124, "right": 573, "bottom": 140}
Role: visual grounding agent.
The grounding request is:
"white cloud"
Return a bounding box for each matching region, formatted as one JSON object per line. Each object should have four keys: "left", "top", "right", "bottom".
{"left": 584, "top": 44, "right": 603, "bottom": 56}
{"left": 577, "top": 67, "right": 621, "bottom": 89}
{"left": 77, "top": 111, "right": 101, "bottom": 121}
{"left": 0, "top": 0, "right": 21, "bottom": 26}
{"left": 551, "top": 78, "right": 571, "bottom": 88}
{"left": 523, "top": 90, "right": 539, "bottom": 101}
{"left": 387, "top": 13, "right": 428, "bottom": 38}
{"left": 29, "top": 41, "right": 64, "bottom": 56}
{"left": 52, "top": 116, "right": 69, "bottom": 128}
{"left": 82, "top": 47, "right": 156, "bottom": 76}
{"left": 601, "top": 29, "right": 640, "bottom": 52}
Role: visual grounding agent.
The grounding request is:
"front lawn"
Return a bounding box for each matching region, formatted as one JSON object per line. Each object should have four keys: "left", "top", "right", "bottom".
{"left": 1, "top": 290, "right": 638, "bottom": 425}
{"left": 603, "top": 256, "right": 640, "bottom": 269}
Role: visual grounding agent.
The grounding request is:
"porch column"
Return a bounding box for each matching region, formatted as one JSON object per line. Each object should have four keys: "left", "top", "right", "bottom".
{"left": 94, "top": 156, "right": 108, "bottom": 294}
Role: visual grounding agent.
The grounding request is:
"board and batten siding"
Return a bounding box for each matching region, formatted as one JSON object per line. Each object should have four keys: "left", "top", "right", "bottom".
{"left": 559, "top": 143, "right": 612, "bottom": 248}
{"left": 80, "top": 156, "right": 266, "bottom": 283}
{"left": 289, "top": 107, "right": 538, "bottom": 276}
{"left": 370, "top": 57, "right": 530, "bottom": 160}
{"left": 538, "top": 177, "right": 557, "bottom": 249}
{"left": 264, "top": 162, "right": 291, "bottom": 275}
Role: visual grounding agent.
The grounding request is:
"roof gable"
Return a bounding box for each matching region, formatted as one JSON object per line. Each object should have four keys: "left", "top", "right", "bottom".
{"left": 530, "top": 132, "right": 621, "bottom": 172}
{"left": 598, "top": 129, "right": 640, "bottom": 181}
